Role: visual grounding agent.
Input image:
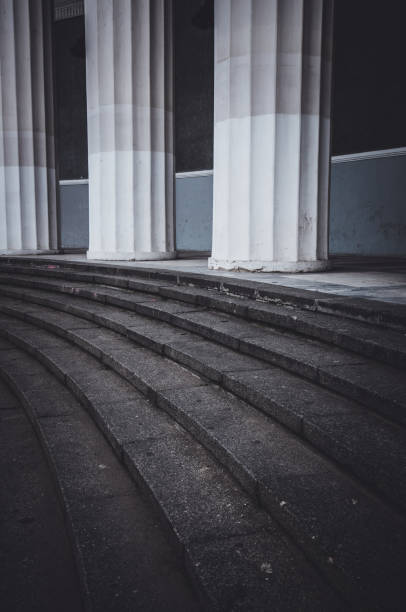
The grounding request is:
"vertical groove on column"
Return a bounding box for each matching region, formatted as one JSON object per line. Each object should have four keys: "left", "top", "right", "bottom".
{"left": 42, "top": 0, "right": 58, "bottom": 250}
{"left": 16, "top": 0, "right": 37, "bottom": 249}
{"left": 274, "top": 0, "right": 304, "bottom": 263}
{"left": 130, "top": 0, "right": 139, "bottom": 252}
{"left": 164, "top": 0, "right": 174, "bottom": 254}
{"left": 270, "top": 0, "right": 279, "bottom": 264}
{"left": 246, "top": 0, "right": 253, "bottom": 262}
{"left": 133, "top": 0, "right": 152, "bottom": 253}
{"left": 166, "top": 0, "right": 174, "bottom": 256}
{"left": 212, "top": 0, "right": 230, "bottom": 261}
{"left": 112, "top": 0, "right": 119, "bottom": 254}
{"left": 0, "top": 53, "right": 7, "bottom": 248}
{"left": 160, "top": 0, "right": 174, "bottom": 255}
{"left": 150, "top": 0, "right": 159, "bottom": 253}
{"left": 10, "top": 0, "right": 23, "bottom": 250}
{"left": 100, "top": 0, "right": 115, "bottom": 254}
{"left": 7, "top": 0, "right": 23, "bottom": 249}
{"left": 85, "top": 0, "right": 101, "bottom": 252}
{"left": 30, "top": 0, "right": 42, "bottom": 249}
{"left": 250, "top": 0, "right": 277, "bottom": 262}
{"left": 229, "top": 0, "right": 251, "bottom": 260}
{"left": 298, "top": 0, "right": 323, "bottom": 261}
{"left": 317, "top": 0, "right": 334, "bottom": 260}
{"left": 113, "top": 0, "right": 133, "bottom": 254}
{"left": 271, "top": 0, "right": 280, "bottom": 264}
{"left": 226, "top": 0, "right": 231, "bottom": 261}
{"left": 30, "top": 0, "right": 49, "bottom": 250}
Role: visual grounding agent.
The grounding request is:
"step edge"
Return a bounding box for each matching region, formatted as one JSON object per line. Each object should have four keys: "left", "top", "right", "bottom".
{"left": 1, "top": 277, "right": 405, "bottom": 425}
{"left": 1, "top": 258, "right": 405, "bottom": 332}
{"left": 0, "top": 312, "right": 402, "bottom": 610}
{"left": 0, "top": 287, "right": 405, "bottom": 509}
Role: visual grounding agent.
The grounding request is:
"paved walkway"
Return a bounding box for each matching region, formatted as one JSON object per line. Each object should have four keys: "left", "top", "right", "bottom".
{"left": 6, "top": 254, "right": 406, "bottom": 305}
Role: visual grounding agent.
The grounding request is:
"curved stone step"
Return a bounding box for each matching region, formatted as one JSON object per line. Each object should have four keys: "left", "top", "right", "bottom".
{"left": 0, "top": 317, "right": 341, "bottom": 612}
{"left": 0, "top": 264, "right": 406, "bottom": 368}
{"left": 1, "top": 256, "right": 406, "bottom": 331}
{"left": 0, "top": 309, "right": 405, "bottom": 611}
{"left": 0, "top": 372, "right": 83, "bottom": 612}
{"left": 0, "top": 288, "right": 405, "bottom": 515}
{"left": 0, "top": 341, "right": 200, "bottom": 612}
{"left": 0, "top": 272, "right": 405, "bottom": 428}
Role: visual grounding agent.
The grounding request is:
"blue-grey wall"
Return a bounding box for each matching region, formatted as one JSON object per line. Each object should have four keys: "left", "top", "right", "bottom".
{"left": 58, "top": 153, "right": 406, "bottom": 257}
{"left": 175, "top": 174, "right": 213, "bottom": 251}
{"left": 59, "top": 175, "right": 213, "bottom": 252}
{"left": 59, "top": 183, "right": 89, "bottom": 249}
{"left": 174, "top": 153, "right": 406, "bottom": 257}
{"left": 329, "top": 153, "right": 406, "bottom": 256}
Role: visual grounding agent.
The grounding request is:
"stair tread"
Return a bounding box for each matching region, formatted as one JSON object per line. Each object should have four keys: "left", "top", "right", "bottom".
{"left": 1, "top": 291, "right": 405, "bottom": 513}
{"left": 2, "top": 275, "right": 406, "bottom": 426}
{"left": 156, "top": 384, "right": 406, "bottom": 606}
{"left": 1, "top": 310, "right": 405, "bottom": 609}
{"left": 3, "top": 269, "right": 406, "bottom": 362}
{"left": 1, "top": 258, "right": 406, "bottom": 330}
{"left": 0, "top": 349, "right": 200, "bottom": 612}
{"left": 160, "top": 282, "right": 406, "bottom": 364}
{"left": 0, "top": 318, "right": 344, "bottom": 611}
{"left": 0, "top": 380, "right": 83, "bottom": 612}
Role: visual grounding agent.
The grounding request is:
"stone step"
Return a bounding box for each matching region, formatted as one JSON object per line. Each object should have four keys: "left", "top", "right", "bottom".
{"left": 1, "top": 273, "right": 406, "bottom": 431}
{"left": 0, "top": 318, "right": 342, "bottom": 612}
{"left": 0, "top": 375, "right": 83, "bottom": 612}
{"left": 0, "top": 265, "right": 406, "bottom": 370}
{"left": 1, "top": 256, "right": 406, "bottom": 330}
{"left": 0, "top": 341, "right": 200, "bottom": 612}
{"left": 0, "top": 309, "right": 405, "bottom": 610}
{"left": 0, "top": 288, "right": 405, "bottom": 514}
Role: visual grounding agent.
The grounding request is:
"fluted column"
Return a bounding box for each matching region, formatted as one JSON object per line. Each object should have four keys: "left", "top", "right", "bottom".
{"left": 0, "top": 0, "right": 57, "bottom": 254}
{"left": 85, "top": 0, "right": 175, "bottom": 260}
{"left": 209, "top": 0, "right": 334, "bottom": 272}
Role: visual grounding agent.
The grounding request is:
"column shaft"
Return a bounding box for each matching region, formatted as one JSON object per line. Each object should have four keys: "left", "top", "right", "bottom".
{"left": 85, "top": 0, "right": 175, "bottom": 260}
{"left": 0, "top": 0, "right": 57, "bottom": 254}
{"left": 209, "top": 0, "right": 334, "bottom": 272}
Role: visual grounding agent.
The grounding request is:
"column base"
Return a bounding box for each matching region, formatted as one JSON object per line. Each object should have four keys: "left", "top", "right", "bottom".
{"left": 208, "top": 258, "right": 331, "bottom": 273}
{"left": 86, "top": 250, "right": 176, "bottom": 262}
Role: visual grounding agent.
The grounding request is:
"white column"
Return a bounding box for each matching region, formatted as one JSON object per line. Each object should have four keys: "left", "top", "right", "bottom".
{"left": 209, "top": 0, "right": 334, "bottom": 272}
{"left": 85, "top": 0, "right": 175, "bottom": 261}
{"left": 0, "top": 0, "right": 57, "bottom": 254}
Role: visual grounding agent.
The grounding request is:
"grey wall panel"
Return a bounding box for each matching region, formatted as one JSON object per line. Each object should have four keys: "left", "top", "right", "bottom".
{"left": 175, "top": 175, "right": 213, "bottom": 251}
{"left": 59, "top": 184, "right": 89, "bottom": 249}
{"left": 57, "top": 157, "right": 404, "bottom": 257}
{"left": 329, "top": 155, "right": 406, "bottom": 256}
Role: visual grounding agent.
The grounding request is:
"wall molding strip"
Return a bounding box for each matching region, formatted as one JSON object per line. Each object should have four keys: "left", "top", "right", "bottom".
{"left": 60, "top": 173, "right": 214, "bottom": 185}
{"left": 59, "top": 146, "right": 406, "bottom": 187}
{"left": 175, "top": 169, "right": 213, "bottom": 179}
{"left": 332, "top": 147, "right": 406, "bottom": 164}
{"left": 59, "top": 179, "right": 88, "bottom": 186}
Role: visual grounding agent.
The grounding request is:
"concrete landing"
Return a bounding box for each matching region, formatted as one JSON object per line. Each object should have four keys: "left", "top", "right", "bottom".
{"left": 2, "top": 254, "right": 406, "bottom": 305}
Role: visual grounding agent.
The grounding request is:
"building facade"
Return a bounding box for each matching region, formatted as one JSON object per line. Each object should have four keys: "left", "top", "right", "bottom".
{"left": 1, "top": 0, "right": 405, "bottom": 268}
